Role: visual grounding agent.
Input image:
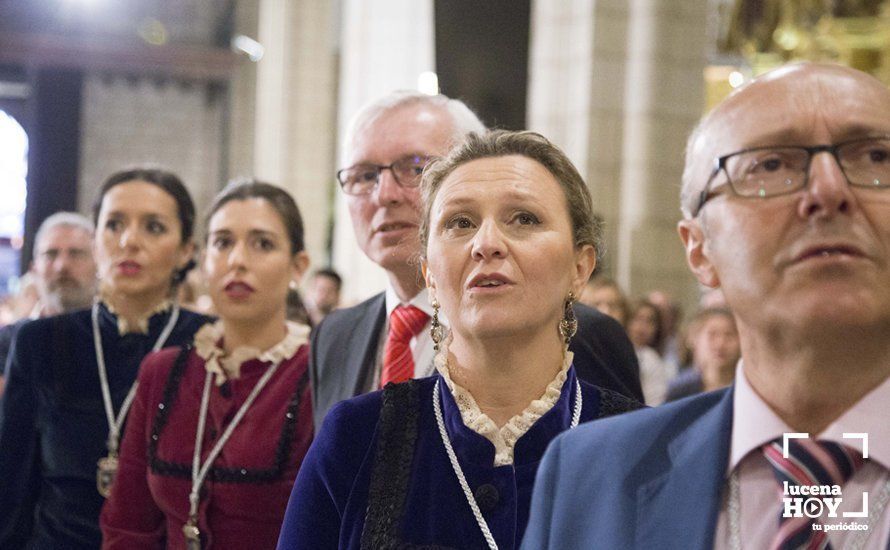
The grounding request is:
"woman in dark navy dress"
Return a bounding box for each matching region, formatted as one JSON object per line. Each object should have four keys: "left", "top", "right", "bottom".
{"left": 278, "top": 131, "right": 643, "bottom": 550}
{"left": 0, "top": 168, "right": 210, "bottom": 549}
{"left": 101, "top": 181, "right": 314, "bottom": 549}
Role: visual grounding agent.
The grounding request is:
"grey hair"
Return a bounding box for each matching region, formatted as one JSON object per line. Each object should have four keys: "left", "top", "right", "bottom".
{"left": 34, "top": 212, "right": 94, "bottom": 251}
{"left": 680, "top": 115, "right": 711, "bottom": 219}
{"left": 343, "top": 90, "right": 486, "bottom": 156}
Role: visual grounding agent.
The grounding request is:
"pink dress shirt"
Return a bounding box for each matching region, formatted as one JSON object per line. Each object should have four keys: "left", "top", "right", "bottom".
{"left": 714, "top": 364, "right": 890, "bottom": 549}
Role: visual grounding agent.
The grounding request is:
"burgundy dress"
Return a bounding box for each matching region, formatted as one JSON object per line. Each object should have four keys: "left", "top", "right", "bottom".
{"left": 100, "top": 338, "right": 312, "bottom": 549}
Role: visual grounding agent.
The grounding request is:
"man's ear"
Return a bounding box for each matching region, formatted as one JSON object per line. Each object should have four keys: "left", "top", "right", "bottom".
{"left": 678, "top": 219, "right": 720, "bottom": 288}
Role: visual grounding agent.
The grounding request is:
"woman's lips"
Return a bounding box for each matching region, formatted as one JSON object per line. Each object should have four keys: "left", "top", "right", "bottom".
{"left": 466, "top": 273, "right": 515, "bottom": 294}
{"left": 224, "top": 281, "right": 255, "bottom": 299}
{"left": 117, "top": 261, "right": 143, "bottom": 277}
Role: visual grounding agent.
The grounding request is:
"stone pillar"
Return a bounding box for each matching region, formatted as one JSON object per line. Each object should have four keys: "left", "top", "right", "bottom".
{"left": 227, "top": 0, "right": 259, "bottom": 183}
{"left": 253, "top": 0, "right": 339, "bottom": 278}
{"left": 529, "top": 0, "right": 707, "bottom": 307}
{"left": 332, "top": 0, "right": 436, "bottom": 303}
{"left": 616, "top": 0, "right": 708, "bottom": 307}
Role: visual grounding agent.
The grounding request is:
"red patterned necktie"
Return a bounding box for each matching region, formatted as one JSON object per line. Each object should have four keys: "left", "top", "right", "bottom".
{"left": 380, "top": 305, "right": 429, "bottom": 388}
{"left": 762, "top": 438, "right": 865, "bottom": 550}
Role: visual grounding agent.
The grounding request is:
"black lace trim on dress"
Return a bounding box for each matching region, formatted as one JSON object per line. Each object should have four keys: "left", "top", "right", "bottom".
{"left": 363, "top": 381, "right": 443, "bottom": 550}
{"left": 596, "top": 386, "right": 645, "bottom": 418}
{"left": 148, "top": 345, "right": 309, "bottom": 483}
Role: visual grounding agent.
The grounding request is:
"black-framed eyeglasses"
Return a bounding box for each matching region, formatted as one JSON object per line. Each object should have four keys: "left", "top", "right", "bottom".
{"left": 336, "top": 155, "right": 433, "bottom": 196}
{"left": 693, "top": 135, "right": 890, "bottom": 217}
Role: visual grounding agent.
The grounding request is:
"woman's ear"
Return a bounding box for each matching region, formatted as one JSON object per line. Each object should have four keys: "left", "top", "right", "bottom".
{"left": 177, "top": 241, "right": 196, "bottom": 271}
{"left": 422, "top": 261, "right": 440, "bottom": 305}
{"left": 571, "top": 244, "right": 597, "bottom": 298}
{"left": 421, "top": 260, "right": 436, "bottom": 292}
{"left": 291, "top": 251, "right": 311, "bottom": 286}
{"left": 172, "top": 242, "right": 197, "bottom": 286}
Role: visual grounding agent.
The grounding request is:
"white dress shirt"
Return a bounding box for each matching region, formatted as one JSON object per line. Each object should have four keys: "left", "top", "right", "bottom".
{"left": 367, "top": 285, "right": 449, "bottom": 389}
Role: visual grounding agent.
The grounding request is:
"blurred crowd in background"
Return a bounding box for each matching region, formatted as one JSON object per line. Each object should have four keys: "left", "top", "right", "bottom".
{"left": 580, "top": 275, "right": 740, "bottom": 405}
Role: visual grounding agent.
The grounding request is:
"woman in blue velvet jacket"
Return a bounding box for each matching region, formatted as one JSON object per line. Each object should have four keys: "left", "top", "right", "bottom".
{"left": 0, "top": 168, "right": 210, "bottom": 549}
{"left": 278, "top": 131, "right": 642, "bottom": 550}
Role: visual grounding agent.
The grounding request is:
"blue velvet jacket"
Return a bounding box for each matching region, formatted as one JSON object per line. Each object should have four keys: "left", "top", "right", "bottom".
{"left": 0, "top": 303, "right": 209, "bottom": 549}
{"left": 277, "top": 367, "right": 641, "bottom": 549}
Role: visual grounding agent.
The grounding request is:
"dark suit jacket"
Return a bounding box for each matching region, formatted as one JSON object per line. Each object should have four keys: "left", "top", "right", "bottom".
{"left": 309, "top": 292, "right": 643, "bottom": 430}
{"left": 0, "top": 319, "right": 25, "bottom": 379}
{"left": 522, "top": 388, "right": 733, "bottom": 550}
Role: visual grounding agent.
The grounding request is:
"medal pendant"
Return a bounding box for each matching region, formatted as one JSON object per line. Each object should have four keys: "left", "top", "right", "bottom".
{"left": 96, "top": 455, "right": 119, "bottom": 497}
{"left": 183, "top": 521, "right": 202, "bottom": 550}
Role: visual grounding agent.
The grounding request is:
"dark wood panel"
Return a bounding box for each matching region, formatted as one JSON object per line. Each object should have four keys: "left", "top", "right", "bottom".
{"left": 0, "top": 32, "right": 237, "bottom": 82}
{"left": 22, "top": 68, "right": 82, "bottom": 271}
{"left": 435, "top": 0, "right": 531, "bottom": 131}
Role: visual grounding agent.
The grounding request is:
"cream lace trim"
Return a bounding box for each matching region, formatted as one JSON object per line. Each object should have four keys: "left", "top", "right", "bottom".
{"left": 194, "top": 320, "right": 310, "bottom": 386}
{"left": 435, "top": 350, "right": 573, "bottom": 466}
{"left": 99, "top": 287, "right": 172, "bottom": 335}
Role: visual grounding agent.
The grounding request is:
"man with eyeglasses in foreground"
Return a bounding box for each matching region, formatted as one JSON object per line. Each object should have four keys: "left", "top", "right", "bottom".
{"left": 523, "top": 63, "right": 890, "bottom": 549}
{"left": 0, "top": 212, "right": 97, "bottom": 394}
{"left": 310, "top": 91, "right": 645, "bottom": 430}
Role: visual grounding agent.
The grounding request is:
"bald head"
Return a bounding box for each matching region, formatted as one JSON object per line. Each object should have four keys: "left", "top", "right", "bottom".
{"left": 680, "top": 63, "right": 890, "bottom": 218}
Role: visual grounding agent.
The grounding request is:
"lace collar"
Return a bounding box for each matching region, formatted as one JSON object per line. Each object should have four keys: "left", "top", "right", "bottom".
{"left": 99, "top": 287, "right": 173, "bottom": 335}
{"left": 435, "top": 350, "right": 573, "bottom": 466}
{"left": 194, "top": 320, "right": 310, "bottom": 386}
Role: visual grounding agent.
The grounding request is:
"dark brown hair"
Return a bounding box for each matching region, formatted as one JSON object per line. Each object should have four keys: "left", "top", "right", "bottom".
{"left": 629, "top": 298, "right": 664, "bottom": 351}
{"left": 92, "top": 167, "right": 195, "bottom": 243}
{"left": 205, "top": 179, "right": 305, "bottom": 254}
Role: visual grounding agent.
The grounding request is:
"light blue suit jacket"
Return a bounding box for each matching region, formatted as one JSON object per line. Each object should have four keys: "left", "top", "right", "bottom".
{"left": 522, "top": 388, "right": 734, "bottom": 549}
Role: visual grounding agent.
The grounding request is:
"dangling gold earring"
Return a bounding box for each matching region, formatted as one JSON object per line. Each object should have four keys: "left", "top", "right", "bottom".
{"left": 430, "top": 298, "right": 445, "bottom": 352}
{"left": 559, "top": 291, "right": 578, "bottom": 345}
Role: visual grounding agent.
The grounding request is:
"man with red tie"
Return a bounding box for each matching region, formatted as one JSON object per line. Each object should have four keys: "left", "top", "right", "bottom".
{"left": 523, "top": 63, "right": 890, "bottom": 549}
{"left": 309, "top": 91, "right": 644, "bottom": 430}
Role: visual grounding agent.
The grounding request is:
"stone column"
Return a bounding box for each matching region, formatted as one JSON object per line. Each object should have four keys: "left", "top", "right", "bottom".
{"left": 528, "top": 0, "right": 707, "bottom": 307}
{"left": 253, "top": 0, "right": 339, "bottom": 278}
{"left": 227, "top": 0, "right": 259, "bottom": 183}
{"left": 616, "top": 0, "right": 708, "bottom": 306}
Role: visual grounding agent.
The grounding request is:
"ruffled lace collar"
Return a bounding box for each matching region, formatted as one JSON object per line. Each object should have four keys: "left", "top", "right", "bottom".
{"left": 436, "top": 350, "right": 573, "bottom": 466}
{"left": 194, "top": 320, "right": 310, "bottom": 386}
{"left": 99, "top": 287, "right": 173, "bottom": 335}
